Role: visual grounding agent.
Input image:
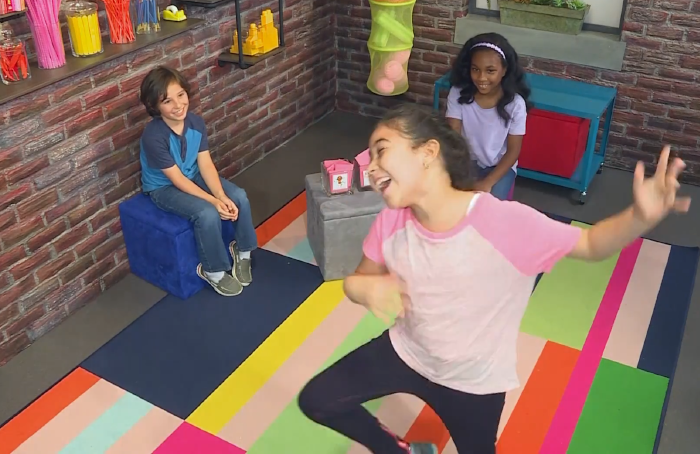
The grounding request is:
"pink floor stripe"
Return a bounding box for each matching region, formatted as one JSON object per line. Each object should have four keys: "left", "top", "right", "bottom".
{"left": 154, "top": 422, "right": 245, "bottom": 454}
{"left": 539, "top": 238, "right": 643, "bottom": 453}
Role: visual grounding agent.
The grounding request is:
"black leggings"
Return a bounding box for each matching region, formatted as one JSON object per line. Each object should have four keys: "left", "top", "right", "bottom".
{"left": 298, "top": 331, "right": 505, "bottom": 454}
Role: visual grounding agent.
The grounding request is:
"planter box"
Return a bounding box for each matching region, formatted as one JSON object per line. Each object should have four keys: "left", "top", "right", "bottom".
{"left": 498, "top": 0, "right": 590, "bottom": 35}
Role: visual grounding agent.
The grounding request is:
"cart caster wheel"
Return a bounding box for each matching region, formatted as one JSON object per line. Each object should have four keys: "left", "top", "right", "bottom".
{"left": 597, "top": 164, "right": 603, "bottom": 174}
{"left": 578, "top": 191, "right": 587, "bottom": 205}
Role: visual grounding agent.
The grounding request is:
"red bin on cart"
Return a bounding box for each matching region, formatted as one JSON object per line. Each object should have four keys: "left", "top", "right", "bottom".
{"left": 519, "top": 108, "right": 590, "bottom": 179}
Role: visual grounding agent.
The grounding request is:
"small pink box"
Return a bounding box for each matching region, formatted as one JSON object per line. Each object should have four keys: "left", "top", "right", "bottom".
{"left": 354, "top": 148, "right": 371, "bottom": 190}
{"left": 321, "top": 159, "right": 354, "bottom": 196}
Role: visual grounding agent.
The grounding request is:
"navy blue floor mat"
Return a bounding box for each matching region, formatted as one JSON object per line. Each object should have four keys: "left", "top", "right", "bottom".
{"left": 80, "top": 248, "right": 323, "bottom": 419}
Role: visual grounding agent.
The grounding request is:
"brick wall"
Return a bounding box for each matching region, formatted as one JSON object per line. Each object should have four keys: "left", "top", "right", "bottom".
{"left": 335, "top": 0, "right": 700, "bottom": 185}
{"left": 0, "top": 0, "right": 336, "bottom": 365}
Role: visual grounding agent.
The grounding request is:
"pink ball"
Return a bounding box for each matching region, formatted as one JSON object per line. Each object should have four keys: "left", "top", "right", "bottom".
{"left": 384, "top": 60, "right": 404, "bottom": 82}
{"left": 375, "top": 77, "right": 395, "bottom": 95}
{"left": 393, "top": 50, "right": 411, "bottom": 64}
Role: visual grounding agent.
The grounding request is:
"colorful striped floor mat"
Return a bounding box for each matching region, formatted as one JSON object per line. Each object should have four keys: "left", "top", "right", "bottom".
{"left": 1, "top": 192, "right": 698, "bottom": 454}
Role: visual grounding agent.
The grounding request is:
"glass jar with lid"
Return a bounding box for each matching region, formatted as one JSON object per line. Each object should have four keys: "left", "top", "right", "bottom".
{"left": 0, "top": 28, "right": 31, "bottom": 85}
{"left": 65, "top": 1, "right": 103, "bottom": 57}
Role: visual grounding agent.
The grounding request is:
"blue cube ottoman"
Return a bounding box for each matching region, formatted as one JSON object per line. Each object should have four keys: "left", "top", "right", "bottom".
{"left": 119, "top": 193, "right": 236, "bottom": 299}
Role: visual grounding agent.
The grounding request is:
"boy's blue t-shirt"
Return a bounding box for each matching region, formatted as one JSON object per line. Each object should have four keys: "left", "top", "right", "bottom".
{"left": 139, "top": 112, "right": 209, "bottom": 192}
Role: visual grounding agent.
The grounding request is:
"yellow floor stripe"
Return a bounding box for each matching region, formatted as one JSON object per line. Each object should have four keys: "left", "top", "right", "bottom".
{"left": 186, "top": 280, "right": 345, "bottom": 434}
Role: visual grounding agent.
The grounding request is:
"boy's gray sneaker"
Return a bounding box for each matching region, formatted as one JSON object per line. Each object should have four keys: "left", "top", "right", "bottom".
{"left": 229, "top": 241, "right": 252, "bottom": 286}
{"left": 409, "top": 443, "right": 438, "bottom": 454}
{"left": 196, "top": 264, "right": 243, "bottom": 296}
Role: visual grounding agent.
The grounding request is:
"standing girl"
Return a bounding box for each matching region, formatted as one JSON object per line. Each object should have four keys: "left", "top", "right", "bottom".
{"left": 446, "top": 32, "right": 531, "bottom": 200}
{"left": 298, "top": 104, "right": 690, "bottom": 454}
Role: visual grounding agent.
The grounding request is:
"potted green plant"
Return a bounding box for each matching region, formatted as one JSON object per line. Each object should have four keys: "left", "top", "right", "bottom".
{"left": 497, "top": 0, "right": 590, "bottom": 35}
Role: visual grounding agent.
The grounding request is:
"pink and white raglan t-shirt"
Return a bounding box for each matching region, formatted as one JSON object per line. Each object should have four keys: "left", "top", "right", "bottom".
{"left": 362, "top": 193, "right": 582, "bottom": 395}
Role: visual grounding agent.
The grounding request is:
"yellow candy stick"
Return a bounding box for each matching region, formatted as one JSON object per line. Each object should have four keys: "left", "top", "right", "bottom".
{"left": 90, "top": 13, "right": 101, "bottom": 53}
{"left": 80, "top": 15, "right": 92, "bottom": 54}
{"left": 69, "top": 17, "right": 83, "bottom": 55}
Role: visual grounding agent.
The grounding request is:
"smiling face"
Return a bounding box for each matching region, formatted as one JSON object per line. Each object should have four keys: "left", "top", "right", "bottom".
{"left": 367, "top": 123, "right": 432, "bottom": 209}
{"left": 158, "top": 81, "right": 189, "bottom": 123}
{"left": 470, "top": 48, "right": 506, "bottom": 96}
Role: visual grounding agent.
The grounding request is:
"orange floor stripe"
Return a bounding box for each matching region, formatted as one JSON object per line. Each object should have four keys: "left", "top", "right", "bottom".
{"left": 403, "top": 404, "right": 451, "bottom": 452}
{"left": 496, "top": 342, "right": 580, "bottom": 454}
{"left": 255, "top": 192, "right": 307, "bottom": 247}
{"left": 0, "top": 367, "right": 100, "bottom": 454}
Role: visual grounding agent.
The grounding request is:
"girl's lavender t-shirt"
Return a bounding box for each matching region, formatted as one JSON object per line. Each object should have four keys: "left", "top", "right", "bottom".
{"left": 446, "top": 86, "right": 527, "bottom": 171}
{"left": 362, "top": 194, "right": 581, "bottom": 395}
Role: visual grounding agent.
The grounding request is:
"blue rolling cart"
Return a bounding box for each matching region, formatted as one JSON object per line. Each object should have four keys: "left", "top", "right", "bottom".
{"left": 433, "top": 72, "right": 617, "bottom": 204}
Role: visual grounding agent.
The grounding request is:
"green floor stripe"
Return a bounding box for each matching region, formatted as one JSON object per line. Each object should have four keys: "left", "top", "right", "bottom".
{"left": 567, "top": 359, "right": 668, "bottom": 454}
{"left": 288, "top": 238, "right": 315, "bottom": 265}
{"left": 520, "top": 222, "right": 620, "bottom": 350}
{"left": 247, "top": 313, "right": 387, "bottom": 453}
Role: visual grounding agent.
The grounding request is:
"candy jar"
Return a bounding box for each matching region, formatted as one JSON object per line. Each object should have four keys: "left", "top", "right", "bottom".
{"left": 0, "top": 31, "right": 31, "bottom": 85}
{"left": 136, "top": 0, "right": 160, "bottom": 34}
{"left": 65, "top": 1, "right": 103, "bottom": 57}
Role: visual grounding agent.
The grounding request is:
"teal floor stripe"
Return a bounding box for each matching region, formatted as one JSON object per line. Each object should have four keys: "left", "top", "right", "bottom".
{"left": 288, "top": 238, "right": 315, "bottom": 265}
{"left": 59, "top": 392, "right": 153, "bottom": 453}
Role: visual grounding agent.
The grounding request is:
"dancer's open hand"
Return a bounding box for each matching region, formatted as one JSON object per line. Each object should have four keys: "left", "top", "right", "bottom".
{"left": 632, "top": 145, "right": 691, "bottom": 225}
{"left": 365, "top": 274, "right": 409, "bottom": 325}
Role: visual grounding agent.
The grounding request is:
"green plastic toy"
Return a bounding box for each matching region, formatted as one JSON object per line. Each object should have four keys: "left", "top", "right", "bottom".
{"left": 367, "top": 0, "right": 416, "bottom": 96}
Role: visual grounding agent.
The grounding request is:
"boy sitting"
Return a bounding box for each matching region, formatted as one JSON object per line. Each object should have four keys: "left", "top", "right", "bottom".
{"left": 138, "top": 66, "right": 257, "bottom": 297}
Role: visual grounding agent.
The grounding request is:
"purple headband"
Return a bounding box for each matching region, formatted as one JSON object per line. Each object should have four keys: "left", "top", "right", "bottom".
{"left": 470, "top": 42, "right": 506, "bottom": 60}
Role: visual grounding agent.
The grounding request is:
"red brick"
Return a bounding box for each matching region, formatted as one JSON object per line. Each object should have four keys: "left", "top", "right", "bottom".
{"left": 9, "top": 247, "right": 52, "bottom": 282}
{"left": 663, "top": 131, "right": 698, "bottom": 147}
{"left": 0, "top": 277, "right": 35, "bottom": 314}
{"left": 42, "top": 98, "right": 83, "bottom": 125}
{"left": 112, "top": 127, "right": 142, "bottom": 151}
{"left": 625, "top": 35, "right": 663, "bottom": 50}
{"left": 91, "top": 62, "right": 129, "bottom": 87}
{"left": 45, "top": 195, "right": 81, "bottom": 224}
{"left": 119, "top": 69, "right": 151, "bottom": 94}
{"left": 88, "top": 117, "right": 126, "bottom": 144}
{"left": 34, "top": 162, "right": 74, "bottom": 190}
{"left": 0, "top": 216, "right": 43, "bottom": 248}
{"left": 95, "top": 234, "right": 124, "bottom": 261}
{"left": 0, "top": 147, "right": 23, "bottom": 172}
{"left": 63, "top": 281, "right": 101, "bottom": 315}
{"left": 0, "top": 184, "right": 32, "bottom": 211}
{"left": 73, "top": 140, "right": 114, "bottom": 169}
{"left": 27, "top": 220, "right": 67, "bottom": 253}
{"left": 0, "top": 211, "right": 16, "bottom": 232}
{"left": 0, "top": 301, "right": 19, "bottom": 327}
{"left": 84, "top": 84, "right": 120, "bottom": 109}
{"left": 103, "top": 261, "right": 129, "bottom": 289}
{"left": 47, "top": 135, "right": 90, "bottom": 164}
{"left": 659, "top": 68, "right": 696, "bottom": 82}
{"left": 647, "top": 25, "right": 684, "bottom": 40}
{"left": 5, "top": 156, "right": 49, "bottom": 185}
{"left": 51, "top": 76, "right": 92, "bottom": 103}
{"left": 670, "top": 108, "right": 700, "bottom": 123}
{"left": 0, "top": 119, "right": 42, "bottom": 150}
{"left": 0, "top": 332, "right": 30, "bottom": 366}
{"left": 628, "top": 7, "right": 669, "bottom": 23}
{"left": 669, "top": 13, "right": 697, "bottom": 26}
{"left": 105, "top": 175, "right": 139, "bottom": 205}
{"left": 75, "top": 228, "right": 109, "bottom": 257}
{"left": 36, "top": 252, "right": 75, "bottom": 283}
{"left": 58, "top": 167, "right": 98, "bottom": 198}
{"left": 24, "top": 129, "right": 65, "bottom": 157}
{"left": 53, "top": 224, "right": 91, "bottom": 254}
{"left": 652, "top": 92, "right": 690, "bottom": 107}
{"left": 59, "top": 255, "right": 94, "bottom": 285}
{"left": 90, "top": 205, "right": 119, "bottom": 232}
{"left": 66, "top": 108, "right": 105, "bottom": 138}
{"left": 96, "top": 150, "right": 131, "bottom": 176}
{"left": 3, "top": 305, "right": 45, "bottom": 338}
{"left": 103, "top": 91, "right": 141, "bottom": 120}
{"left": 67, "top": 198, "right": 103, "bottom": 227}
{"left": 80, "top": 257, "right": 115, "bottom": 287}
{"left": 0, "top": 175, "right": 6, "bottom": 193}
{"left": 16, "top": 189, "right": 59, "bottom": 220}
{"left": 0, "top": 246, "right": 27, "bottom": 273}
{"left": 5, "top": 93, "right": 50, "bottom": 124}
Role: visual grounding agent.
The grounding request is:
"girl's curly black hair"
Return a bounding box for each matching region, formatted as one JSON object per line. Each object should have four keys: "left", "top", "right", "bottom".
{"left": 450, "top": 32, "right": 532, "bottom": 125}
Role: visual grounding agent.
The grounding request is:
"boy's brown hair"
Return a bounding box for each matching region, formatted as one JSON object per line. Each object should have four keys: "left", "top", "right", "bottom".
{"left": 139, "top": 66, "right": 192, "bottom": 117}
